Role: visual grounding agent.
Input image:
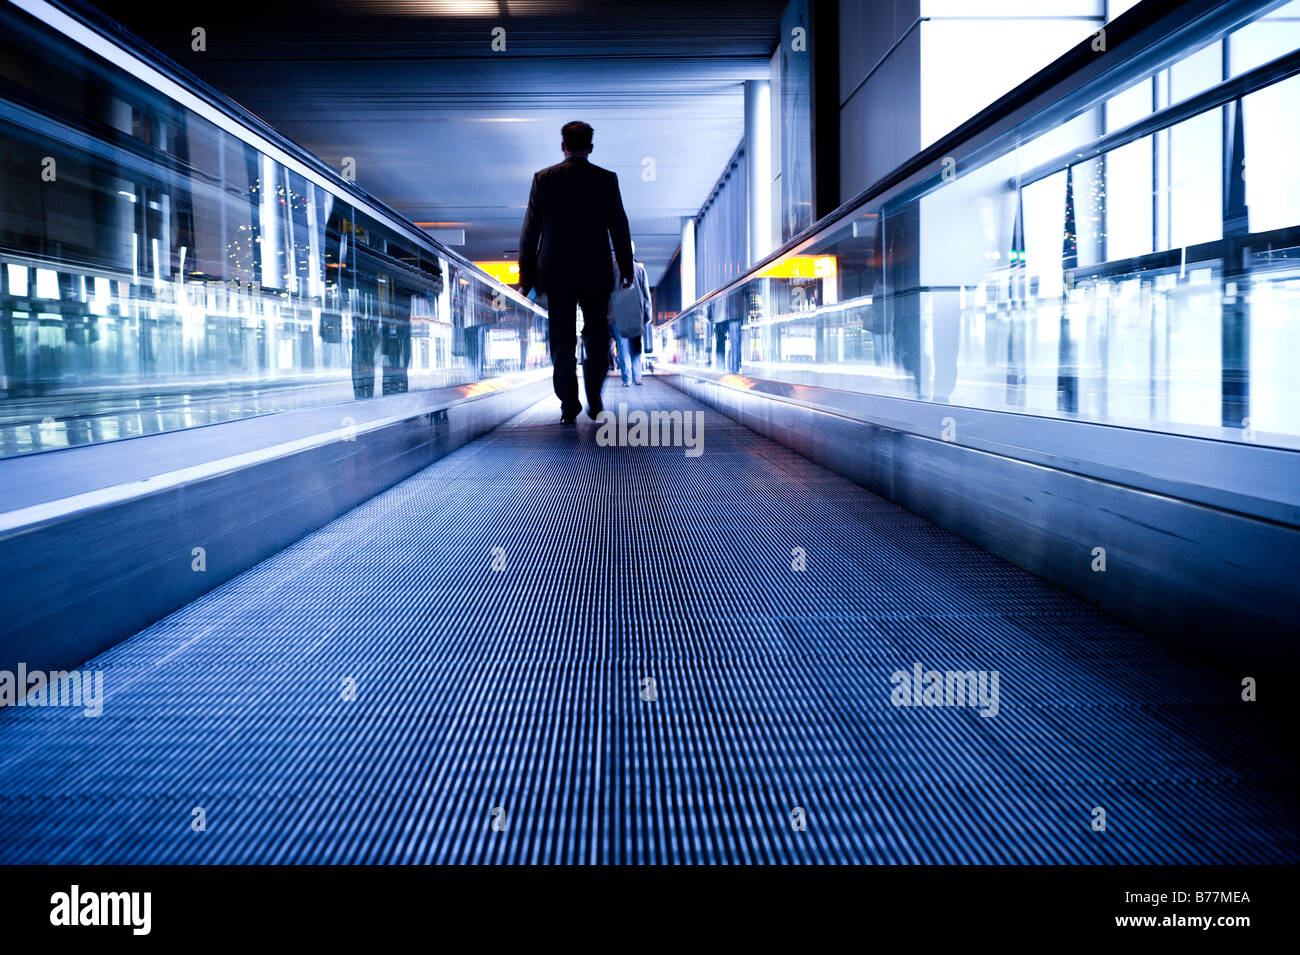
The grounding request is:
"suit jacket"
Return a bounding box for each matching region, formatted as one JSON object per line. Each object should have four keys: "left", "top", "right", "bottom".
{"left": 519, "top": 156, "right": 634, "bottom": 295}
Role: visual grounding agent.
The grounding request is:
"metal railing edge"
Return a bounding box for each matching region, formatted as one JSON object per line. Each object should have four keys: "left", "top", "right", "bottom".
{"left": 18, "top": 0, "right": 545, "bottom": 317}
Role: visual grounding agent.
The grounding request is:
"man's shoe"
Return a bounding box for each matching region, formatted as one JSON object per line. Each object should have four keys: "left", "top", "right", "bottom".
{"left": 586, "top": 403, "right": 603, "bottom": 421}
{"left": 561, "top": 402, "right": 581, "bottom": 424}
{"left": 634, "top": 379, "right": 643, "bottom": 386}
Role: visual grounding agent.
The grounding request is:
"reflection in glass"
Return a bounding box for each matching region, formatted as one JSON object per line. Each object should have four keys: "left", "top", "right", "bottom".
{"left": 0, "top": 3, "right": 545, "bottom": 458}
{"left": 656, "top": 1, "right": 1300, "bottom": 450}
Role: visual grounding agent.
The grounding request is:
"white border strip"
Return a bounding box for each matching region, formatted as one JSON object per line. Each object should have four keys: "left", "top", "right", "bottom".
{"left": 0, "top": 409, "right": 404, "bottom": 535}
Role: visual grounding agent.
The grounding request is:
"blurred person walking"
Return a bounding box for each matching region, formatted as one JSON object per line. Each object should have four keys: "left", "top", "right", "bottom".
{"left": 610, "top": 241, "right": 652, "bottom": 387}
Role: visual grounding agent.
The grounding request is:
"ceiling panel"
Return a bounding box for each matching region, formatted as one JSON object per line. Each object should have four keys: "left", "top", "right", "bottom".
{"left": 92, "top": 0, "right": 786, "bottom": 284}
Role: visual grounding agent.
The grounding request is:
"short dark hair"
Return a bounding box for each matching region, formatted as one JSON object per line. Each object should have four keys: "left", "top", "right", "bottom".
{"left": 561, "top": 121, "right": 593, "bottom": 153}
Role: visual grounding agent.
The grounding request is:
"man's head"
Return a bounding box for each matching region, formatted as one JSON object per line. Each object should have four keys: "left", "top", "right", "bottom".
{"left": 561, "top": 121, "right": 594, "bottom": 157}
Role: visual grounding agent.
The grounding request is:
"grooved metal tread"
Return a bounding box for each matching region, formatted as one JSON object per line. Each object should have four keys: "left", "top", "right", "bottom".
{"left": 0, "top": 378, "right": 1294, "bottom": 864}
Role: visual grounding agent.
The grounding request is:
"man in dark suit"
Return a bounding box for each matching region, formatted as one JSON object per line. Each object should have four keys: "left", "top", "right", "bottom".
{"left": 519, "top": 121, "right": 634, "bottom": 423}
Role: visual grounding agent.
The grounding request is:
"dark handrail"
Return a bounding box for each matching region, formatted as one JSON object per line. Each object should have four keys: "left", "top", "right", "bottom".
{"left": 35, "top": 0, "right": 544, "bottom": 314}
{"left": 1017, "top": 46, "right": 1300, "bottom": 190}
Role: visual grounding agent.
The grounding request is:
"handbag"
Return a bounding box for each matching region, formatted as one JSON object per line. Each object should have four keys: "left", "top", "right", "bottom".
{"left": 610, "top": 282, "right": 643, "bottom": 338}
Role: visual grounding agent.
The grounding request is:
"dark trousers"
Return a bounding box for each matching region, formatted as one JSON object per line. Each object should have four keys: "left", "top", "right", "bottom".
{"left": 547, "top": 287, "right": 611, "bottom": 414}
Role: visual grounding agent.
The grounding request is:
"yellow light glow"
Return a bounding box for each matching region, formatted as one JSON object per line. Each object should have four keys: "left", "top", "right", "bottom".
{"left": 757, "top": 255, "right": 837, "bottom": 279}
{"left": 474, "top": 260, "right": 520, "bottom": 284}
{"left": 718, "top": 374, "right": 757, "bottom": 390}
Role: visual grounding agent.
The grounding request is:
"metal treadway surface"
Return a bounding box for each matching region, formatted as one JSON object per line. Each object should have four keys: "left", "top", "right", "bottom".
{"left": 0, "top": 378, "right": 1294, "bottom": 864}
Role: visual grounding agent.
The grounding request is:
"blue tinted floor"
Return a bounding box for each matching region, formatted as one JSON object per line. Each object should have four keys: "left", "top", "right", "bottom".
{"left": 0, "top": 378, "right": 1294, "bottom": 863}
